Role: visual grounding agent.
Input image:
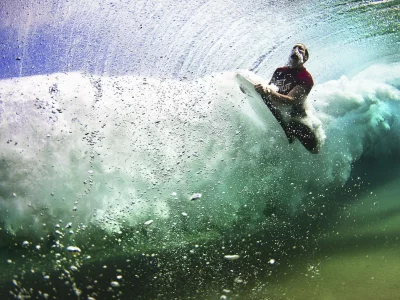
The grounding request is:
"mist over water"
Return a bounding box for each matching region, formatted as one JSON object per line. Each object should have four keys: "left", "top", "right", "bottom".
{"left": 0, "top": 0, "right": 400, "bottom": 299}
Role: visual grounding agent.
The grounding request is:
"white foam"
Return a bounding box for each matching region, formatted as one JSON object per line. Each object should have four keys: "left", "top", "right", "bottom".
{"left": 0, "top": 64, "right": 399, "bottom": 238}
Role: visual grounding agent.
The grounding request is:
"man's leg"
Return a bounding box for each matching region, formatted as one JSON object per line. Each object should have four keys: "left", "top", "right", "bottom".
{"left": 262, "top": 96, "right": 295, "bottom": 143}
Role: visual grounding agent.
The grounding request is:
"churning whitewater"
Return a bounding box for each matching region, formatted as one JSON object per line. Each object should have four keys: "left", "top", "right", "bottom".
{"left": 1, "top": 64, "right": 399, "bottom": 240}
{"left": 1, "top": 0, "right": 400, "bottom": 298}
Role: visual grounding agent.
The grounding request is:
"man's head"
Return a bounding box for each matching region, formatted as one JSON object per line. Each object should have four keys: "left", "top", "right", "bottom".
{"left": 287, "top": 43, "right": 309, "bottom": 68}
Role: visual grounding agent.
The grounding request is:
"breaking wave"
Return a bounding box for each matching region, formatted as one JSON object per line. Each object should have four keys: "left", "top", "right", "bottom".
{"left": 1, "top": 63, "right": 399, "bottom": 243}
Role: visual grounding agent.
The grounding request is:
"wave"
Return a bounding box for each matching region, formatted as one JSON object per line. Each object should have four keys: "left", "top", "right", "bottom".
{"left": 1, "top": 0, "right": 399, "bottom": 82}
{"left": 0, "top": 63, "right": 399, "bottom": 243}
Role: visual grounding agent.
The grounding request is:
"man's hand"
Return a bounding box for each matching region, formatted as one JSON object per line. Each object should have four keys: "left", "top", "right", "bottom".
{"left": 255, "top": 83, "right": 309, "bottom": 106}
{"left": 254, "top": 84, "right": 271, "bottom": 96}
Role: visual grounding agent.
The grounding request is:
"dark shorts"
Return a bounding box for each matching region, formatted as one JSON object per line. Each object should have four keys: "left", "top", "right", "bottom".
{"left": 262, "top": 97, "right": 319, "bottom": 154}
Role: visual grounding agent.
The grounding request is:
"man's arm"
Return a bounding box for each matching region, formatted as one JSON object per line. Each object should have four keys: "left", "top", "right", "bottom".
{"left": 255, "top": 84, "right": 309, "bottom": 106}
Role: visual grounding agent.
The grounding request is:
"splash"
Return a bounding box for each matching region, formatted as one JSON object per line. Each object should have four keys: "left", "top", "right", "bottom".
{"left": 0, "top": 64, "right": 399, "bottom": 244}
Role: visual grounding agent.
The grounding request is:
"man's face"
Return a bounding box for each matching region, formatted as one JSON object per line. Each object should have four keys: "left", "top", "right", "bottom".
{"left": 290, "top": 44, "right": 307, "bottom": 64}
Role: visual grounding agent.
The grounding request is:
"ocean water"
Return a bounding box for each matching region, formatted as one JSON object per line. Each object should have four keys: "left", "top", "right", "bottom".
{"left": 0, "top": 0, "right": 399, "bottom": 299}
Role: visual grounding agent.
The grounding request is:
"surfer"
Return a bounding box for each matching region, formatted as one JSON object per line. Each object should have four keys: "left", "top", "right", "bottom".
{"left": 254, "top": 43, "right": 319, "bottom": 154}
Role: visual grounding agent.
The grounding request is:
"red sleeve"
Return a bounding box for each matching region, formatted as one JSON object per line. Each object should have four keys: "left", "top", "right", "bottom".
{"left": 298, "top": 70, "right": 314, "bottom": 88}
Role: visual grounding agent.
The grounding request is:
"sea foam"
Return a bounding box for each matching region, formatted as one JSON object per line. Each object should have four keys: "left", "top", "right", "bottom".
{"left": 0, "top": 64, "right": 399, "bottom": 239}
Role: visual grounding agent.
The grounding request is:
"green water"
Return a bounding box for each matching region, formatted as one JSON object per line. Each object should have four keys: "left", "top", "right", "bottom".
{"left": 2, "top": 158, "right": 399, "bottom": 299}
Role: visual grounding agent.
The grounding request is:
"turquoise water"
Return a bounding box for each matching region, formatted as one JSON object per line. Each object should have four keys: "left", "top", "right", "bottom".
{"left": 0, "top": 0, "right": 399, "bottom": 299}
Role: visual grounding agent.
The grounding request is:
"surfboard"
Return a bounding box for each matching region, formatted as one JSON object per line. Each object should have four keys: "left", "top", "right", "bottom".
{"left": 236, "top": 73, "right": 320, "bottom": 154}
